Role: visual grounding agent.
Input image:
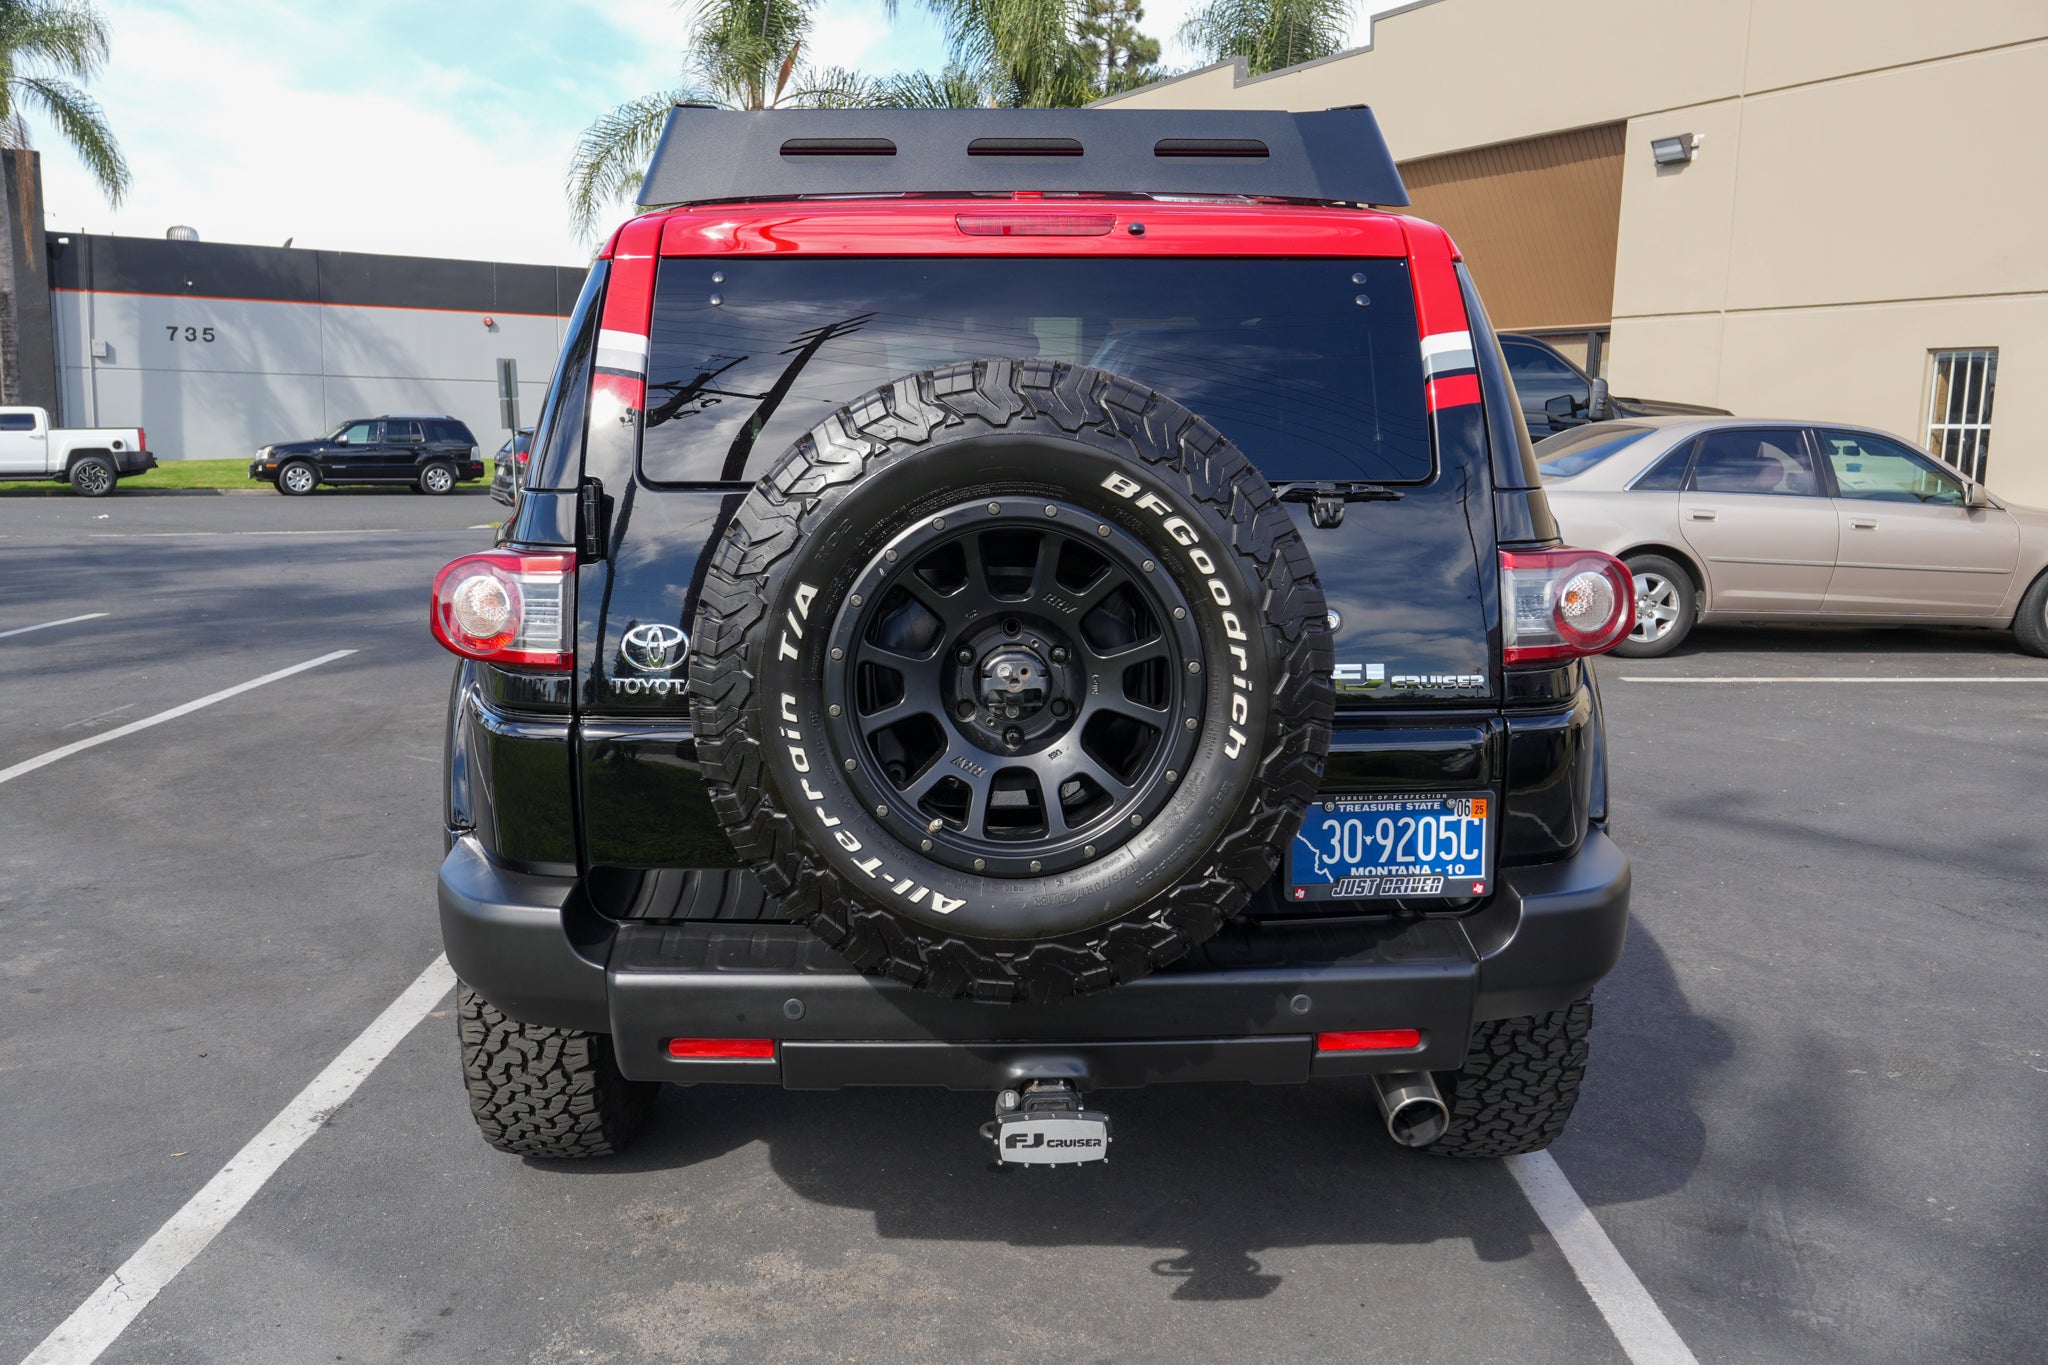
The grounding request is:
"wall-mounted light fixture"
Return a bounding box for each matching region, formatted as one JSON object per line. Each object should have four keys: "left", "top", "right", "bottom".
{"left": 1651, "top": 133, "right": 1697, "bottom": 167}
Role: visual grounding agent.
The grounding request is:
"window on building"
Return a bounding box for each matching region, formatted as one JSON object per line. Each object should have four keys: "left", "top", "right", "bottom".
{"left": 1925, "top": 349, "right": 1996, "bottom": 482}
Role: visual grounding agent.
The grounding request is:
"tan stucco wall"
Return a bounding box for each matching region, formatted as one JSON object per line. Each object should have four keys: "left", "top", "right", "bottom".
{"left": 1103, "top": 1, "right": 2048, "bottom": 504}
{"left": 1608, "top": 38, "right": 2048, "bottom": 506}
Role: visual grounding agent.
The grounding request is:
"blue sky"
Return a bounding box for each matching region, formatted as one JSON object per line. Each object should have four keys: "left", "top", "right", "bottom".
{"left": 36, "top": 0, "right": 1402, "bottom": 266}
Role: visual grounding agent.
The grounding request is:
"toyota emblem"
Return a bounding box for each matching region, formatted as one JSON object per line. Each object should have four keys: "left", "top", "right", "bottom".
{"left": 621, "top": 622, "right": 689, "bottom": 673}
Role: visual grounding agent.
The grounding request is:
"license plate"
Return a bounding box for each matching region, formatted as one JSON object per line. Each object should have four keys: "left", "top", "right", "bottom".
{"left": 1288, "top": 792, "right": 1492, "bottom": 901}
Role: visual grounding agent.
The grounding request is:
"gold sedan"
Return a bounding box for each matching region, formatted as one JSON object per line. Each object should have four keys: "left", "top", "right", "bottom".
{"left": 1535, "top": 418, "right": 2048, "bottom": 658}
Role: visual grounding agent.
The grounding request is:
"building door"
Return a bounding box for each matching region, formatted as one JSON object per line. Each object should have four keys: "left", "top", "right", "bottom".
{"left": 1399, "top": 124, "right": 1626, "bottom": 335}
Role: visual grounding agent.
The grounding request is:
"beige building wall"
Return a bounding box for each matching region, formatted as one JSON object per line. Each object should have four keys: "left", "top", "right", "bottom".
{"left": 1103, "top": 0, "right": 2048, "bottom": 505}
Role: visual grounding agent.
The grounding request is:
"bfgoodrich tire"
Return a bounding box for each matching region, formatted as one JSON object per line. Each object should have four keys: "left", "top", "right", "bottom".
{"left": 1424, "top": 998, "right": 1594, "bottom": 1158}
{"left": 457, "top": 984, "right": 655, "bottom": 1158}
{"left": 690, "top": 359, "right": 1333, "bottom": 1004}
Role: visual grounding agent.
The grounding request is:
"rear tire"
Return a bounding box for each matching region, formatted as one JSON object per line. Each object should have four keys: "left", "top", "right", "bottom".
{"left": 277, "top": 460, "right": 319, "bottom": 495}
{"left": 1423, "top": 998, "right": 1593, "bottom": 1158}
{"left": 1611, "top": 553, "right": 1696, "bottom": 658}
{"left": 2013, "top": 572, "right": 2048, "bottom": 658}
{"left": 418, "top": 461, "right": 456, "bottom": 494}
{"left": 69, "top": 455, "right": 116, "bottom": 497}
{"left": 457, "top": 984, "right": 656, "bottom": 1158}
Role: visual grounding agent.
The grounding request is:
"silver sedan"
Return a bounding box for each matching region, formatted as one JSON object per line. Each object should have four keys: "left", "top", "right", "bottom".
{"left": 1535, "top": 418, "right": 2048, "bottom": 657}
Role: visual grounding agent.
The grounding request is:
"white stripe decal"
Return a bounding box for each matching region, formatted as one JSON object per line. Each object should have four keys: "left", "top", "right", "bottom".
{"left": 597, "top": 328, "right": 648, "bottom": 359}
{"left": 1420, "top": 329, "right": 1475, "bottom": 375}
{"left": 21, "top": 956, "right": 457, "bottom": 1365}
{"left": 1507, "top": 1152, "right": 1700, "bottom": 1365}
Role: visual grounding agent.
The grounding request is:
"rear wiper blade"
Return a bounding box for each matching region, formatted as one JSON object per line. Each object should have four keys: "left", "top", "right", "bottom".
{"left": 1276, "top": 480, "right": 1403, "bottom": 528}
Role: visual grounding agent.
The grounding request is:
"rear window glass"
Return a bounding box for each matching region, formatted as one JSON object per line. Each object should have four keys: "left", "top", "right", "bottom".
{"left": 1534, "top": 423, "right": 1650, "bottom": 478}
{"left": 639, "top": 257, "right": 1431, "bottom": 486}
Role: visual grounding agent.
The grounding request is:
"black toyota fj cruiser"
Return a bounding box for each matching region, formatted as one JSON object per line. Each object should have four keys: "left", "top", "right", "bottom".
{"left": 432, "top": 105, "right": 1634, "bottom": 1165}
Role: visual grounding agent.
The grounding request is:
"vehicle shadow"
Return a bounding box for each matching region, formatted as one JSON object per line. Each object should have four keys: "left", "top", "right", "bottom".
{"left": 552, "top": 921, "right": 1727, "bottom": 1301}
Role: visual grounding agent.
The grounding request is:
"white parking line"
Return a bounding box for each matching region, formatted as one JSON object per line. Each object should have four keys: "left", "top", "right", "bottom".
{"left": 1507, "top": 1152, "right": 1699, "bottom": 1365}
{"left": 85, "top": 529, "right": 402, "bottom": 538}
{"left": 0, "top": 650, "right": 355, "bottom": 787}
{"left": 0, "top": 612, "right": 108, "bottom": 640}
{"left": 21, "top": 956, "right": 456, "bottom": 1365}
{"left": 1619, "top": 675, "right": 2048, "bottom": 684}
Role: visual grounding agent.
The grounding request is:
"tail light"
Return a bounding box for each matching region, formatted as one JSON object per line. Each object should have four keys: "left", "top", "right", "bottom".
{"left": 430, "top": 550, "right": 573, "bottom": 669}
{"left": 1499, "top": 548, "right": 1634, "bottom": 665}
{"left": 956, "top": 212, "right": 1115, "bottom": 236}
{"left": 1317, "top": 1029, "right": 1423, "bottom": 1052}
{"left": 515, "top": 444, "right": 529, "bottom": 464}
{"left": 667, "top": 1038, "right": 774, "bottom": 1059}
{"left": 138, "top": 427, "right": 147, "bottom": 450}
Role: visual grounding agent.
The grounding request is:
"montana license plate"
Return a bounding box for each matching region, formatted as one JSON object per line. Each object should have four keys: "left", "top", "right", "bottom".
{"left": 1288, "top": 792, "right": 1492, "bottom": 901}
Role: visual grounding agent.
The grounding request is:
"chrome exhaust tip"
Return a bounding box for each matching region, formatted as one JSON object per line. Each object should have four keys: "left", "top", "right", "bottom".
{"left": 1371, "top": 1070, "right": 1449, "bottom": 1148}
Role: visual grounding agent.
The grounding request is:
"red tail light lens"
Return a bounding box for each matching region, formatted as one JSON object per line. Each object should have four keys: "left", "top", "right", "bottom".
{"left": 1499, "top": 548, "right": 1635, "bottom": 665}
{"left": 956, "top": 212, "right": 1116, "bottom": 237}
{"left": 430, "top": 550, "right": 573, "bottom": 669}
{"left": 138, "top": 427, "right": 147, "bottom": 450}
{"left": 667, "top": 1038, "right": 774, "bottom": 1059}
{"left": 1317, "top": 1029, "right": 1423, "bottom": 1053}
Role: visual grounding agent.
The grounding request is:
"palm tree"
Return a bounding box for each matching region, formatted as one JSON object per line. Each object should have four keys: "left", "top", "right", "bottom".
{"left": 568, "top": 0, "right": 871, "bottom": 239}
{"left": 900, "top": 0, "right": 1096, "bottom": 108}
{"left": 1180, "top": 0, "right": 1354, "bottom": 77}
{"left": 0, "top": 0, "right": 129, "bottom": 204}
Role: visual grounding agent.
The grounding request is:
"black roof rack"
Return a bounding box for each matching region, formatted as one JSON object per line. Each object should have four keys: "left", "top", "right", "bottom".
{"left": 635, "top": 105, "right": 1409, "bottom": 208}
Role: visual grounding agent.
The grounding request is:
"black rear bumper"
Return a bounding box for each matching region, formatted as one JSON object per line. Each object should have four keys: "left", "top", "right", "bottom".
{"left": 438, "top": 831, "right": 1629, "bottom": 1089}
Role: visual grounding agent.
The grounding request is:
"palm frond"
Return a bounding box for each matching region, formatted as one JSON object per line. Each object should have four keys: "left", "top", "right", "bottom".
{"left": 1180, "top": 0, "right": 1352, "bottom": 75}
{"left": 565, "top": 90, "right": 681, "bottom": 241}
{"left": 9, "top": 73, "right": 124, "bottom": 202}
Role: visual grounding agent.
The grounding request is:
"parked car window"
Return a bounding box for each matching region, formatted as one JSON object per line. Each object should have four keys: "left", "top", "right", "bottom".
{"left": 1534, "top": 423, "right": 1651, "bottom": 478}
{"left": 1688, "top": 428, "right": 1818, "bottom": 496}
{"left": 1631, "top": 439, "right": 1695, "bottom": 491}
{"left": 387, "top": 420, "right": 424, "bottom": 443}
{"left": 1821, "top": 429, "right": 1964, "bottom": 506}
{"left": 1502, "top": 340, "right": 1588, "bottom": 413}
{"left": 423, "top": 420, "right": 462, "bottom": 443}
{"left": 0, "top": 413, "right": 36, "bottom": 432}
{"left": 336, "top": 421, "right": 376, "bottom": 445}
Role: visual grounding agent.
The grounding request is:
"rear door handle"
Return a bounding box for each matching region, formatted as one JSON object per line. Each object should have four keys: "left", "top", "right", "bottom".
{"left": 1687, "top": 509, "right": 1717, "bottom": 522}
{"left": 1851, "top": 518, "right": 1879, "bottom": 530}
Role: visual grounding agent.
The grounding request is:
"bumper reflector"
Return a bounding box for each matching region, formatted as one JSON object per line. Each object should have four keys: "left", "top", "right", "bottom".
{"left": 666, "top": 1037, "right": 775, "bottom": 1059}
{"left": 1316, "top": 1028, "right": 1422, "bottom": 1053}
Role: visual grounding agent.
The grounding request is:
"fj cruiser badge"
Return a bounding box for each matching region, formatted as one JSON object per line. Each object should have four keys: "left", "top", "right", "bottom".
{"left": 621, "top": 622, "right": 689, "bottom": 673}
{"left": 1334, "top": 661, "right": 1484, "bottom": 694}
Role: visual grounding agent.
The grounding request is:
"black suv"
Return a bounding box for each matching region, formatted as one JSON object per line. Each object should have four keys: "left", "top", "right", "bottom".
{"left": 431, "top": 107, "right": 1635, "bottom": 1165}
{"left": 1501, "top": 332, "right": 1727, "bottom": 440}
{"left": 251, "top": 415, "right": 483, "bottom": 494}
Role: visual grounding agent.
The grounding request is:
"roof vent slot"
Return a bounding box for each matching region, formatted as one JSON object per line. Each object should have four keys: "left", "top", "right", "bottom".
{"left": 1154, "top": 138, "right": 1269, "bottom": 159}
{"left": 967, "top": 137, "right": 1084, "bottom": 157}
{"left": 780, "top": 137, "right": 897, "bottom": 157}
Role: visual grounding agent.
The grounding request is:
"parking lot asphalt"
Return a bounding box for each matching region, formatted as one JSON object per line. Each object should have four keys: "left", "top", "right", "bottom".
{"left": 5, "top": 492, "right": 2046, "bottom": 1364}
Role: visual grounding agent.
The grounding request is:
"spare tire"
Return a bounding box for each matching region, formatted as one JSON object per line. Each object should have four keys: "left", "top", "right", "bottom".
{"left": 690, "top": 359, "right": 1331, "bottom": 1003}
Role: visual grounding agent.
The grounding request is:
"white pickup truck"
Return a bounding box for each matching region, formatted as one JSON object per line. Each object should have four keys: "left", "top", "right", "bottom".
{"left": 0, "top": 406, "right": 153, "bottom": 496}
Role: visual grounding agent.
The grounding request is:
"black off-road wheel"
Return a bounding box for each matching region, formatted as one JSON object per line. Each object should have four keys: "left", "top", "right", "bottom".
{"left": 1424, "top": 998, "right": 1594, "bottom": 1158}
{"left": 690, "top": 359, "right": 1332, "bottom": 1003}
{"left": 457, "top": 984, "right": 656, "bottom": 1158}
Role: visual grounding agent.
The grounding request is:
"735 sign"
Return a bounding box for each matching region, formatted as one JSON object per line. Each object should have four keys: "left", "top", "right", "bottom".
{"left": 166, "top": 325, "right": 216, "bottom": 342}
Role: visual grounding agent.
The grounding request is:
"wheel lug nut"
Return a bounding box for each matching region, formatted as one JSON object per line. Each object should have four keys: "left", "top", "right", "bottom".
{"left": 1050, "top": 699, "right": 1070, "bottom": 718}
{"left": 1050, "top": 646, "right": 1069, "bottom": 664}
{"left": 1003, "top": 727, "right": 1023, "bottom": 747}
{"left": 1003, "top": 618, "right": 1021, "bottom": 636}
{"left": 955, "top": 700, "right": 976, "bottom": 720}
{"left": 958, "top": 647, "right": 974, "bottom": 664}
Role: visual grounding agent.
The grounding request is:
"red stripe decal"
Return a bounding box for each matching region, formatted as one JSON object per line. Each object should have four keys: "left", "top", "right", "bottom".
{"left": 1426, "top": 373, "right": 1481, "bottom": 411}
{"left": 598, "top": 216, "right": 663, "bottom": 339}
